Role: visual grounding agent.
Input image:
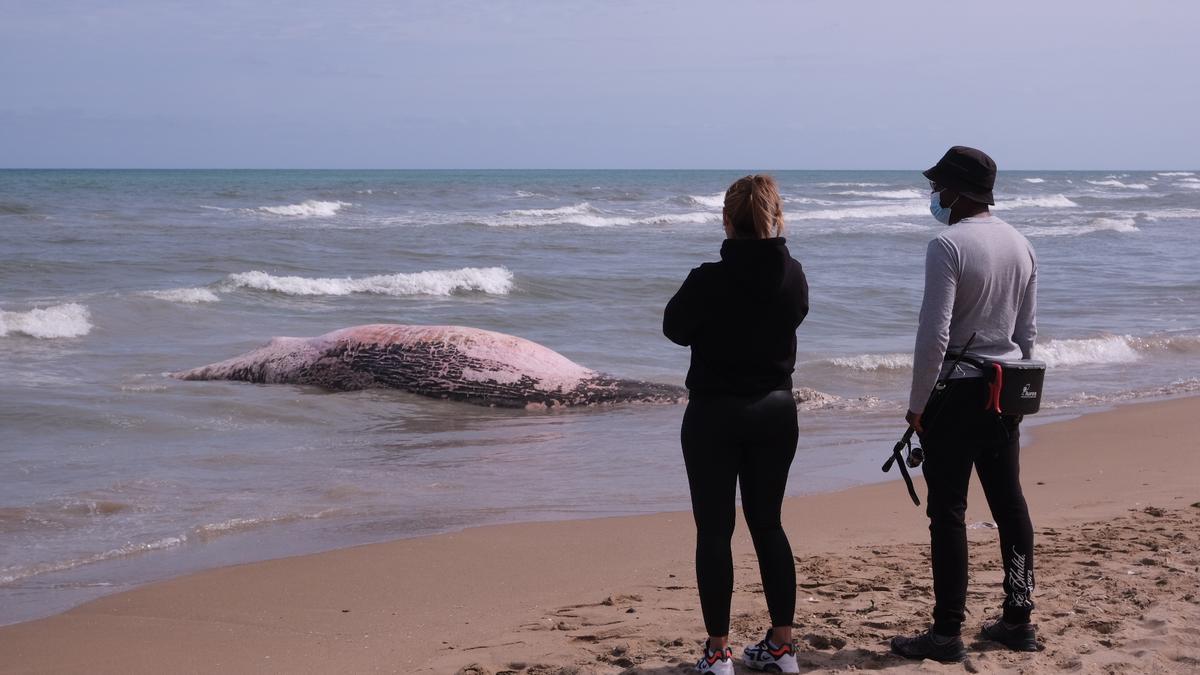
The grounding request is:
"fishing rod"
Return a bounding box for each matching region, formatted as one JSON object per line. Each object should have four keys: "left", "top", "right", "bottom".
{"left": 883, "top": 332, "right": 977, "bottom": 506}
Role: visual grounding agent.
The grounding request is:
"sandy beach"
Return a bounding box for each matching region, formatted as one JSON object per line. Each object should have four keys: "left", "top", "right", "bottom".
{"left": 1, "top": 396, "right": 1197, "bottom": 674}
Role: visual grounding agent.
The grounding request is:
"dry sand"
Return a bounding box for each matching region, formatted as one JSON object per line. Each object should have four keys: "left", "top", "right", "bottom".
{"left": 1, "top": 397, "right": 1198, "bottom": 674}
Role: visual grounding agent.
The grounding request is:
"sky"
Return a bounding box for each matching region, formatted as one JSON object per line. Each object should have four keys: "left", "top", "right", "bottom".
{"left": 1, "top": 1, "right": 1197, "bottom": 169}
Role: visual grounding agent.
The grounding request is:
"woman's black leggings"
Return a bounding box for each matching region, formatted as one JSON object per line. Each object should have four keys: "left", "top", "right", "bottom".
{"left": 681, "top": 389, "right": 798, "bottom": 637}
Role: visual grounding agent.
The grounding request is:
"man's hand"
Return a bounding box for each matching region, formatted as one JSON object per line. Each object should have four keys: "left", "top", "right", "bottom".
{"left": 905, "top": 409, "right": 923, "bottom": 433}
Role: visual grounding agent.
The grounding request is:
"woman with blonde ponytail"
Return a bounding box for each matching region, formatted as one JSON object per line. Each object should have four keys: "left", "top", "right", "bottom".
{"left": 664, "top": 174, "right": 809, "bottom": 674}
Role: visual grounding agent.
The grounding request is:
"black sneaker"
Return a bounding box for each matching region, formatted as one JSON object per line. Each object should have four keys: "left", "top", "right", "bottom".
{"left": 980, "top": 619, "right": 1039, "bottom": 652}
{"left": 890, "top": 630, "right": 967, "bottom": 663}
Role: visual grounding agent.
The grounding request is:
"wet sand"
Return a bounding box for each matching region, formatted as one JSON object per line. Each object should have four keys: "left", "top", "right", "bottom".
{"left": 1, "top": 397, "right": 1198, "bottom": 673}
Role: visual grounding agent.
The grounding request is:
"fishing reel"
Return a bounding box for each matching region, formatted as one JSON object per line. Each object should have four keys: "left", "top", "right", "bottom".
{"left": 905, "top": 440, "right": 924, "bottom": 468}
{"left": 882, "top": 428, "right": 923, "bottom": 506}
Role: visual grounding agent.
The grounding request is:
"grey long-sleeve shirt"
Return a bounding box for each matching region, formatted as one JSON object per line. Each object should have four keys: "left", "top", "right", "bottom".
{"left": 908, "top": 214, "right": 1038, "bottom": 414}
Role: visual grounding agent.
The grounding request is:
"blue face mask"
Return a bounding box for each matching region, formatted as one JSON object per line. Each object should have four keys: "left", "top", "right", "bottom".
{"left": 929, "top": 190, "right": 959, "bottom": 225}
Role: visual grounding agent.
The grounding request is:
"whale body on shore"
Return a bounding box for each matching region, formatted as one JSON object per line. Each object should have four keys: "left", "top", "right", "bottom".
{"left": 173, "top": 324, "right": 688, "bottom": 408}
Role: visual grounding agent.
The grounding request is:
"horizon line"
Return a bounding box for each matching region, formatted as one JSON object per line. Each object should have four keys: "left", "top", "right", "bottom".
{"left": 2, "top": 167, "right": 1195, "bottom": 172}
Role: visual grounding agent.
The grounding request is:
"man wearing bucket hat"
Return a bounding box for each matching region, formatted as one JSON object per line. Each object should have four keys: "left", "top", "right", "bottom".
{"left": 891, "top": 146, "right": 1041, "bottom": 662}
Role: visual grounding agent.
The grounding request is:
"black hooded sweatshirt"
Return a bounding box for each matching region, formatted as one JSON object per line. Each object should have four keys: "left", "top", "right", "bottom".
{"left": 663, "top": 237, "right": 809, "bottom": 394}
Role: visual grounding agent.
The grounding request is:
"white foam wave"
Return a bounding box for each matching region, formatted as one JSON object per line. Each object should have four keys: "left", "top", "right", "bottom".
{"left": 1023, "top": 178, "right": 1046, "bottom": 183}
{"left": 993, "top": 194, "right": 1079, "bottom": 210}
{"left": 820, "top": 333, "right": 1195, "bottom": 374}
{"left": 1086, "top": 179, "right": 1150, "bottom": 190}
{"left": 828, "top": 353, "right": 913, "bottom": 371}
{"left": 0, "top": 535, "right": 188, "bottom": 586}
{"left": 1158, "top": 172, "right": 1195, "bottom": 176}
{"left": 791, "top": 387, "right": 886, "bottom": 412}
{"left": 1141, "top": 208, "right": 1200, "bottom": 221}
{"left": 1176, "top": 180, "right": 1200, "bottom": 189}
{"left": 190, "top": 511, "right": 335, "bottom": 541}
{"left": 1046, "top": 378, "right": 1200, "bottom": 410}
{"left": 505, "top": 202, "right": 594, "bottom": 217}
{"left": 834, "top": 189, "right": 925, "bottom": 199}
{"left": 790, "top": 202, "right": 929, "bottom": 221}
{"left": 0, "top": 303, "right": 92, "bottom": 339}
{"left": 782, "top": 196, "right": 837, "bottom": 205}
{"left": 221, "top": 266, "right": 513, "bottom": 296}
{"left": 141, "top": 288, "right": 220, "bottom": 304}
{"left": 687, "top": 193, "right": 726, "bottom": 209}
{"left": 815, "top": 182, "right": 887, "bottom": 187}
{"left": 486, "top": 202, "right": 715, "bottom": 228}
{"left": 1036, "top": 336, "right": 1143, "bottom": 367}
{"left": 1021, "top": 217, "right": 1139, "bottom": 238}
{"left": 257, "top": 200, "right": 349, "bottom": 217}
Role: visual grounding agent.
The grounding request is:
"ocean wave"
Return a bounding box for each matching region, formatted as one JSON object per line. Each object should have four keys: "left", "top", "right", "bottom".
{"left": 1045, "top": 377, "right": 1200, "bottom": 410}
{"left": 220, "top": 266, "right": 513, "bottom": 296}
{"left": 1036, "top": 335, "right": 1143, "bottom": 367}
{"left": 1158, "top": 172, "right": 1195, "bottom": 176}
{"left": 790, "top": 202, "right": 928, "bottom": 221}
{"left": 190, "top": 510, "right": 337, "bottom": 541}
{"left": 827, "top": 353, "right": 913, "bottom": 371}
{"left": 1141, "top": 208, "right": 1200, "bottom": 221}
{"left": 0, "top": 535, "right": 188, "bottom": 586}
{"left": 993, "top": 194, "right": 1079, "bottom": 209}
{"left": 782, "top": 196, "right": 838, "bottom": 206}
{"left": 485, "top": 202, "right": 715, "bottom": 228}
{"left": 256, "top": 200, "right": 350, "bottom": 217}
{"left": 818, "top": 333, "right": 1200, "bottom": 373}
{"left": 0, "top": 201, "right": 38, "bottom": 215}
{"left": 141, "top": 288, "right": 221, "bottom": 304}
{"left": 1022, "top": 178, "right": 1046, "bottom": 183}
{"left": 0, "top": 303, "right": 92, "bottom": 339}
{"left": 687, "top": 193, "right": 726, "bottom": 209}
{"left": 504, "top": 202, "right": 594, "bottom": 217}
{"left": 791, "top": 387, "right": 886, "bottom": 412}
{"left": 1086, "top": 179, "right": 1150, "bottom": 190}
{"left": 833, "top": 189, "right": 925, "bottom": 199}
{"left": 1021, "top": 217, "right": 1139, "bottom": 238}
{"left": 815, "top": 182, "right": 887, "bottom": 187}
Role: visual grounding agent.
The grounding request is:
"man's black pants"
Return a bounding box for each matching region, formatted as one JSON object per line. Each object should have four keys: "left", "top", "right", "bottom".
{"left": 918, "top": 378, "right": 1035, "bottom": 636}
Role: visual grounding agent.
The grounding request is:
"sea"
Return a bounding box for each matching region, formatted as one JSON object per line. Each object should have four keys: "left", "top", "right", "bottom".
{"left": 2, "top": 169, "right": 1198, "bottom": 624}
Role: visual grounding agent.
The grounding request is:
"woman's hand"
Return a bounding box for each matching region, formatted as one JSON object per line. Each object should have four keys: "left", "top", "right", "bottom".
{"left": 905, "top": 410, "right": 923, "bottom": 434}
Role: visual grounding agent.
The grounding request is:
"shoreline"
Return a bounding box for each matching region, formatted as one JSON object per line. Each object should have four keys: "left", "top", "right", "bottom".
{"left": 0, "top": 400, "right": 1087, "bottom": 629}
{"left": 1, "top": 396, "right": 1198, "bottom": 673}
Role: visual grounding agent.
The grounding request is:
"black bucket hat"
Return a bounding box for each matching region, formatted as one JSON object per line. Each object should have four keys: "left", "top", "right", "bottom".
{"left": 923, "top": 146, "right": 997, "bottom": 205}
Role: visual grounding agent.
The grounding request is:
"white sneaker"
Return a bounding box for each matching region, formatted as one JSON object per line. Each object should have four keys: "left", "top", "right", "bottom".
{"left": 695, "top": 640, "right": 734, "bottom": 674}
{"left": 742, "top": 630, "right": 799, "bottom": 673}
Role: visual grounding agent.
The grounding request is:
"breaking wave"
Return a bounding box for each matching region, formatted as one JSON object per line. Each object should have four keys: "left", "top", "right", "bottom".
{"left": 1086, "top": 179, "right": 1150, "bottom": 190}
{"left": 0, "top": 535, "right": 188, "bottom": 585}
{"left": 828, "top": 353, "right": 913, "bottom": 371}
{"left": 0, "top": 303, "right": 92, "bottom": 339}
{"left": 141, "top": 288, "right": 221, "bottom": 304}
{"left": 485, "top": 202, "right": 715, "bottom": 228}
{"left": 994, "top": 194, "right": 1079, "bottom": 209}
{"left": 1045, "top": 378, "right": 1200, "bottom": 410}
{"left": 256, "top": 200, "right": 350, "bottom": 217}
{"left": 220, "top": 266, "right": 514, "bottom": 296}
{"left": 1023, "top": 178, "right": 1046, "bottom": 183}
{"left": 820, "top": 334, "right": 1200, "bottom": 372}
{"left": 834, "top": 189, "right": 925, "bottom": 199}
{"left": 1021, "top": 217, "right": 1139, "bottom": 238}
{"left": 1157, "top": 172, "right": 1195, "bottom": 177}
{"left": 790, "top": 202, "right": 929, "bottom": 221}
{"left": 687, "top": 193, "right": 726, "bottom": 209}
